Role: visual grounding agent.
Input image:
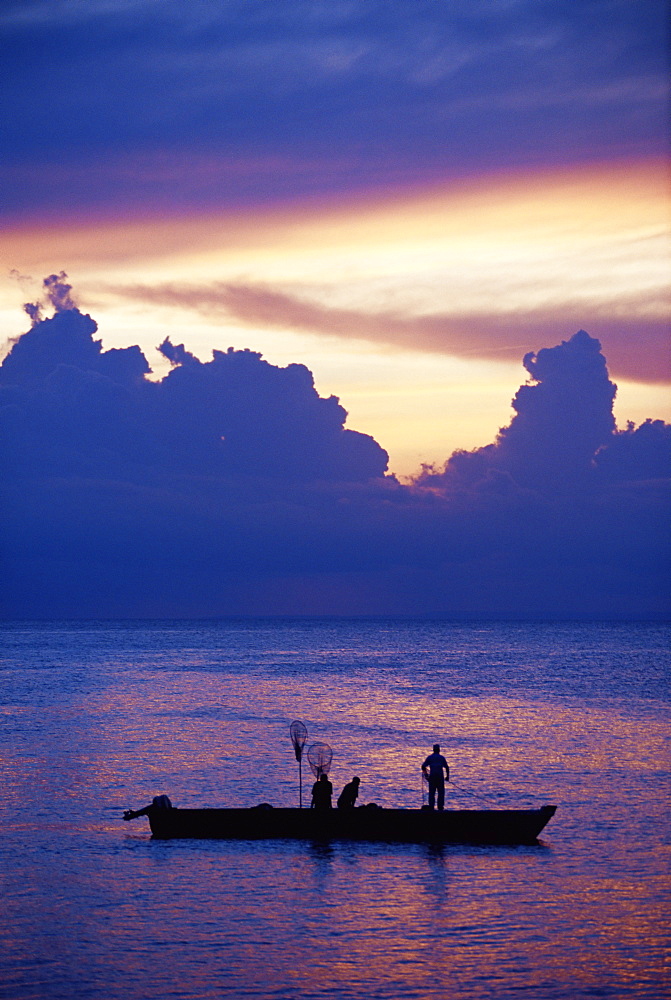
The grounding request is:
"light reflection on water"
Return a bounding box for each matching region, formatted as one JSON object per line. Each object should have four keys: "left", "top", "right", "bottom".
{"left": 0, "top": 619, "right": 669, "bottom": 999}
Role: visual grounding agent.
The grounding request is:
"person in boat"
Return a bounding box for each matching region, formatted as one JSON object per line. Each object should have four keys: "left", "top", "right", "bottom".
{"left": 311, "top": 772, "right": 333, "bottom": 810}
{"left": 421, "top": 744, "right": 450, "bottom": 811}
{"left": 337, "top": 776, "right": 360, "bottom": 810}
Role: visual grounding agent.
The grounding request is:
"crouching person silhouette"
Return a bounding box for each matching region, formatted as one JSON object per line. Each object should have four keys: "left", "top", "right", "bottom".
{"left": 337, "top": 776, "right": 360, "bottom": 810}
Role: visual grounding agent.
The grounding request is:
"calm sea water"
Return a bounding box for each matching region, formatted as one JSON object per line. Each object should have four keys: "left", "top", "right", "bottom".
{"left": 0, "top": 619, "right": 669, "bottom": 1000}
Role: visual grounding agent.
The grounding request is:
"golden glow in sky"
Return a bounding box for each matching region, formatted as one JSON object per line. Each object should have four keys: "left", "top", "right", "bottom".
{"left": 1, "top": 159, "right": 668, "bottom": 477}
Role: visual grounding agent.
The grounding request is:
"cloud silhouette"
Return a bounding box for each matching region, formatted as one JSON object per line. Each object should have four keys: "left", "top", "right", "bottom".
{"left": 42, "top": 271, "right": 77, "bottom": 312}
{"left": 1, "top": 281, "right": 668, "bottom": 619}
{"left": 416, "top": 330, "right": 622, "bottom": 491}
{"left": 0, "top": 291, "right": 387, "bottom": 483}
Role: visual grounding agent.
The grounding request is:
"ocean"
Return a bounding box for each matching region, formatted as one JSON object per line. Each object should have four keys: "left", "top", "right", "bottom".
{"left": 0, "top": 619, "right": 669, "bottom": 1000}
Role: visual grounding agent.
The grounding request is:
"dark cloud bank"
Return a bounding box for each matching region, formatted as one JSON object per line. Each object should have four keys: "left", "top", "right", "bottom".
{"left": 1, "top": 275, "right": 669, "bottom": 619}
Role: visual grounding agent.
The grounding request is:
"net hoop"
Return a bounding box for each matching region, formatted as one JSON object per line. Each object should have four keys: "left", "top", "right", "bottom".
{"left": 307, "top": 742, "right": 333, "bottom": 778}
{"left": 290, "top": 720, "right": 307, "bottom": 761}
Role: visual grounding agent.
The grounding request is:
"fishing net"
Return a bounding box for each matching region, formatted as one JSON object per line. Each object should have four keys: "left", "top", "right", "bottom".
{"left": 307, "top": 742, "right": 333, "bottom": 778}
{"left": 290, "top": 720, "right": 307, "bottom": 761}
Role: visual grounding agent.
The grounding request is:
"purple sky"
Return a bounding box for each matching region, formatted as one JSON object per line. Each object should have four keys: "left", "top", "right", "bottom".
{"left": 1, "top": 0, "right": 668, "bottom": 220}
{"left": 1, "top": 1, "right": 669, "bottom": 618}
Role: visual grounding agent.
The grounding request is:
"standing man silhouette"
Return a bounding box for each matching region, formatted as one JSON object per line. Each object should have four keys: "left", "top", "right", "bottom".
{"left": 422, "top": 744, "right": 450, "bottom": 810}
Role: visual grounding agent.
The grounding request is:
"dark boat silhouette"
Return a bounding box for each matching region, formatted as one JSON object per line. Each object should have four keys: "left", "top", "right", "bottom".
{"left": 124, "top": 801, "right": 557, "bottom": 844}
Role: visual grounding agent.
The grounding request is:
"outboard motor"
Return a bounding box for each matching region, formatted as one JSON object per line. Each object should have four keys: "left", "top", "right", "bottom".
{"left": 124, "top": 794, "right": 173, "bottom": 821}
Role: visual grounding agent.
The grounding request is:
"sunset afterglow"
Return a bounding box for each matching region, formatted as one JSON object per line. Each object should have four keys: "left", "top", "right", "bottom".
{"left": 1, "top": 0, "right": 668, "bottom": 617}
{"left": 2, "top": 159, "right": 668, "bottom": 474}
{"left": 1, "top": 7, "right": 669, "bottom": 999}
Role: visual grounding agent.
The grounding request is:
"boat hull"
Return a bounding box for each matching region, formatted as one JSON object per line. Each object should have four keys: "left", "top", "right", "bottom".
{"left": 145, "top": 805, "right": 556, "bottom": 844}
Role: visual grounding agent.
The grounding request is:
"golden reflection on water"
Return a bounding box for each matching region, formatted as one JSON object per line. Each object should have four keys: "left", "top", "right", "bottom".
{"left": 2, "top": 622, "right": 669, "bottom": 999}
{"left": 0, "top": 649, "right": 656, "bottom": 838}
{"left": 80, "top": 833, "right": 667, "bottom": 1000}
{"left": 69, "top": 661, "right": 669, "bottom": 817}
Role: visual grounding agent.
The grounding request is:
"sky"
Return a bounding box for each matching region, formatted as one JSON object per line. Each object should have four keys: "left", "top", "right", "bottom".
{"left": 0, "top": 0, "right": 669, "bottom": 618}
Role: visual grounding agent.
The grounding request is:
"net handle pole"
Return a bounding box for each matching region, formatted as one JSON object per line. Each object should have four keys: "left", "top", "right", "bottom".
{"left": 299, "top": 756, "right": 302, "bottom": 808}
{"left": 448, "top": 779, "right": 498, "bottom": 804}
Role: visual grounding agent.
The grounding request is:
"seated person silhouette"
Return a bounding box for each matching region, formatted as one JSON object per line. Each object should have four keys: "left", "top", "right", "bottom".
{"left": 337, "top": 776, "right": 360, "bottom": 809}
{"left": 311, "top": 773, "right": 333, "bottom": 810}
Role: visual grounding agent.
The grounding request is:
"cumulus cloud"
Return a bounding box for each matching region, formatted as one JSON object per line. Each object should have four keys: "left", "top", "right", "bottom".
{"left": 416, "top": 330, "right": 621, "bottom": 491}
{"left": 0, "top": 281, "right": 387, "bottom": 483}
{"left": 1, "top": 280, "right": 668, "bottom": 619}
{"left": 22, "top": 271, "right": 78, "bottom": 328}
{"left": 157, "top": 337, "right": 198, "bottom": 367}
{"left": 43, "top": 271, "right": 77, "bottom": 311}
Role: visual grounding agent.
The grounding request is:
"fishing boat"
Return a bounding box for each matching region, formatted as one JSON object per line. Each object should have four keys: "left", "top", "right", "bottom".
{"left": 123, "top": 800, "right": 557, "bottom": 844}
